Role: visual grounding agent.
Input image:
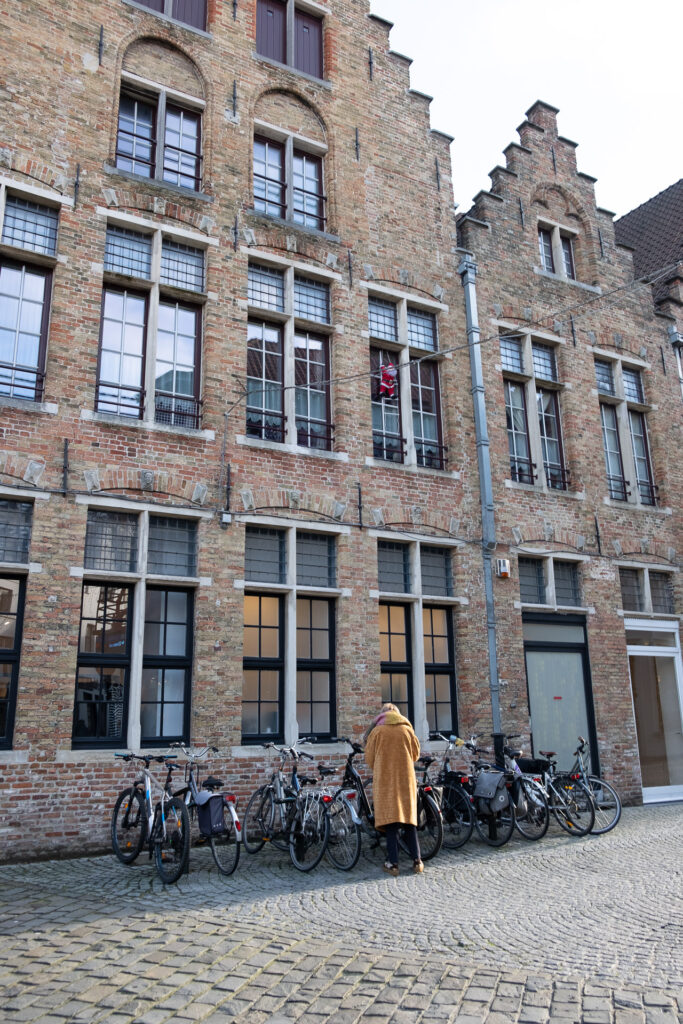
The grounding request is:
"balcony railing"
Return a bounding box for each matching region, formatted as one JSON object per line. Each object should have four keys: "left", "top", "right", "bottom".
{"left": 416, "top": 440, "right": 448, "bottom": 471}
{"left": 96, "top": 381, "right": 144, "bottom": 418}
{"left": 154, "top": 392, "right": 202, "bottom": 430}
{"left": 296, "top": 421, "right": 334, "bottom": 452}
{"left": 0, "top": 362, "right": 45, "bottom": 403}
{"left": 372, "top": 431, "right": 406, "bottom": 464}
{"left": 544, "top": 463, "right": 571, "bottom": 491}
{"left": 246, "top": 410, "right": 286, "bottom": 444}
{"left": 607, "top": 474, "right": 630, "bottom": 502}
{"left": 636, "top": 480, "right": 659, "bottom": 506}
{"left": 510, "top": 457, "right": 537, "bottom": 485}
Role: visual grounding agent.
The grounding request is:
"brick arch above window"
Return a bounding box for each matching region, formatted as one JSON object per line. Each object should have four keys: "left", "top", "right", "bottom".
{"left": 122, "top": 37, "right": 206, "bottom": 98}
{"left": 253, "top": 89, "right": 327, "bottom": 146}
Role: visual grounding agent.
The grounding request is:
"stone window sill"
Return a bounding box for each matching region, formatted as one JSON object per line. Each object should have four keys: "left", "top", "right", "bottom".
{"left": 103, "top": 164, "right": 213, "bottom": 203}
{"left": 80, "top": 408, "right": 215, "bottom": 441}
{"left": 533, "top": 267, "right": 602, "bottom": 294}
{"left": 602, "top": 496, "right": 672, "bottom": 515}
{"left": 252, "top": 52, "right": 332, "bottom": 91}
{"left": 504, "top": 479, "right": 585, "bottom": 500}
{"left": 364, "top": 457, "right": 459, "bottom": 480}
{"left": 515, "top": 601, "right": 595, "bottom": 614}
{"left": 0, "top": 396, "right": 58, "bottom": 415}
{"left": 235, "top": 434, "right": 349, "bottom": 462}
{"left": 245, "top": 209, "right": 340, "bottom": 244}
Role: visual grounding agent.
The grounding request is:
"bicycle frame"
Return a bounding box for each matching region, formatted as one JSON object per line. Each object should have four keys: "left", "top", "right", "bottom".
{"left": 169, "top": 742, "right": 241, "bottom": 841}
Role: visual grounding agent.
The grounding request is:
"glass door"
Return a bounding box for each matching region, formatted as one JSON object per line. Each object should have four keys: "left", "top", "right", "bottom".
{"left": 626, "top": 620, "right": 683, "bottom": 802}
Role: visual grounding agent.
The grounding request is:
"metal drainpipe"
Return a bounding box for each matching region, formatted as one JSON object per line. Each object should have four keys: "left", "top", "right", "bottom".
{"left": 458, "top": 253, "right": 504, "bottom": 767}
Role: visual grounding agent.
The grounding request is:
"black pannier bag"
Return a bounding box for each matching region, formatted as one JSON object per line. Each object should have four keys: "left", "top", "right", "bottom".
{"left": 196, "top": 791, "right": 225, "bottom": 837}
{"left": 473, "top": 770, "right": 509, "bottom": 816}
{"left": 516, "top": 757, "right": 551, "bottom": 774}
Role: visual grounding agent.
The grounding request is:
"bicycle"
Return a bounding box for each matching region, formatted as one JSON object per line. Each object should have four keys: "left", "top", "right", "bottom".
{"left": 570, "top": 736, "right": 622, "bottom": 834}
{"left": 111, "top": 753, "right": 190, "bottom": 884}
{"left": 169, "top": 742, "right": 241, "bottom": 876}
{"left": 502, "top": 737, "right": 550, "bottom": 841}
{"left": 517, "top": 750, "right": 595, "bottom": 837}
{"left": 425, "top": 733, "right": 475, "bottom": 849}
{"left": 457, "top": 736, "right": 516, "bottom": 847}
{"left": 242, "top": 742, "right": 331, "bottom": 871}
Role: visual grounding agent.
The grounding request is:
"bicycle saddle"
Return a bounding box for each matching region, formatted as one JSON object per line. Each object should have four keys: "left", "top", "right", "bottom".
{"left": 504, "top": 747, "right": 523, "bottom": 759}
{"left": 298, "top": 775, "right": 318, "bottom": 786}
{"left": 318, "top": 766, "right": 336, "bottom": 777}
{"left": 418, "top": 755, "right": 435, "bottom": 767}
{"left": 203, "top": 775, "right": 223, "bottom": 790}
{"left": 539, "top": 750, "right": 556, "bottom": 758}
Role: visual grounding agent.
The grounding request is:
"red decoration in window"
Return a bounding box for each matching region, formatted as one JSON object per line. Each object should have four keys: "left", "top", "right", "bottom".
{"left": 379, "top": 362, "right": 397, "bottom": 399}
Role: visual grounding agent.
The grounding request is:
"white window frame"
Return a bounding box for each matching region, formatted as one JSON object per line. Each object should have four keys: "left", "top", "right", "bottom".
{"left": 71, "top": 495, "right": 211, "bottom": 750}
{"left": 514, "top": 550, "right": 591, "bottom": 613}
{"left": 95, "top": 209, "right": 213, "bottom": 428}
{"left": 370, "top": 530, "right": 465, "bottom": 743}
{"left": 235, "top": 515, "right": 349, "bottom": 747}
{"left": 362, "top": 282, "right": 451, "bottom": 474}
{"left": 496, "top": 322, "right": 571, "bottom": 493}
{"left": 592, "top": 349, "right": 656, "bottom": 507}
{"left": 240, "top": 249, "right": 345, "bottom": 458}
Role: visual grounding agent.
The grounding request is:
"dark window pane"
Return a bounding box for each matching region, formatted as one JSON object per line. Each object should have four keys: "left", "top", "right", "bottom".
{"left": 554, "top": 561, "right": 580, "bottom": 606}
{"left": 242, "top": 594, "right": 283, "bottom": 741}
{"left": 84, "top": 510, "right": 138, "bottom": 572}
{"left": 160, "top": 240, "right": 204, "bottom": 292}
{"left": 519, "top": 558, "right": 545, "bottom": 604}
{"left": 294, "top": 275, "right": 329, "bottom": 323}
{"left": 649, "top": 572, "right": 675, "bottom": 615}
{"left": 294, "top": 7, "right": 323, "bottom": 77}
{"left": 116, "top": 94, "right": 156, "bottom": 178}
{"left": 248, "top": 263, "right": 285, "bottom": 311}
{"left": 163, "top": 105, "right": 201, "bottom": 191}
{"left": 253, "top": 138, "right": 285, "bottom": 218}
{"left": 245, "top": 526, "right": 286, "bottom": 583}
{"left": 561, "top": 235, "right": 575, "bottom": 278}
{"left": 97, "top": 288, "right": 146, "bottom": 418}
{"left": 154, "top": 301, "right": 200, "bottom": 428}
{"left": 292, "top": 151, "right": 324, "bottom": 230}
{"left": 2, "top": 197, "right": 58, "bottom": 256}
{"left": 246, "top": 320, "right": 284, "bottom": 441}
{"left": 499, "top": 334, "right": 523, "bottom": 373}
{"left": 595, "top": 359, "right": 615, "bottom": 395}
{"left": 141, "top": 588, "right": 192, "bottom": 744}
{"left": 295, "top": 332, "right": 331, "bottom": 450}
{"left": 421, "top": 546, "right": 453, "bottom": 597}
{"left": 378, "top": 541, "right": 410, "bottom": 593}
{"left": 623, "top": 368, "right": 644, "bottom": 404}
{"left": 297, "top": 532, "right": 335, "bottom": 587}
{"left": 370, "top": 346, "right": 403, "bottom": 463}
{"left": 0, "top": 261, "right": 49, "bottom": 401}
{"left": 538, "top": 228, "right": 554, "bottom": 272}
{"left": 532, "top": 343, "right": 558, "bottom": 382}
{"left": 619, "top": 568, "right": 643, "bottom": 611}
{"left": 104, "top": 227, "right": 152, "bottom": 278}
{"left": 407, "top": 307, "right": 437, "bottom": 351}
{"left": 256, "top": 0, "right": 286, "bottom": 63}
{"left": 0, "top": 500, "right": 32, "bottom": 563}
{"left": 148, "top": 517, "right": 197, "bottom": 576}
{"left": 368, "top": 297, "right": 398, "bottom": 341}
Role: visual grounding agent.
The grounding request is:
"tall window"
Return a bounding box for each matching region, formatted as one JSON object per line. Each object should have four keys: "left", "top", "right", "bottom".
{"left": 73, "top": 507, "right": 199, "bottom": 747}
{"left": 116, "top": 79, "right": 203, "bottom": 192}
{"left": 518, "top": 555, "right": 581, "bottom": 608}
{"left": 368, "top": 294, "right": 445, "bottom": 470}
{"left": 596, "top": 358, "right": 656, "bottom": 506}
{"left": 256, "top": 0, "right": 324, "bottom": 79}
{"left": 242, "top": 523, "right": 340, "bottom": 743}
{"left": 500, "top": 330, "right": 568, "bottom": 489}
{"left": 246, "top": 261, "right": 333, "bottom": 451}
{"left": 97, "top": 222, "right": 205, "bottom": 427}
{"left": 0, "top": 577, "right": 26, "bottom": 749}
{"left": 253, "top": 136, "right": 325, "bottom": 231}
{"left": 0, "top": 194, "right": 58, "bottom": 402}
{"left": 376, "top": 537, "right": 459, "bottom": 735}
{"left": 132, "top": 0, "right": 208, "bottom": 31}
{"left": 537, "top": 222, "right": 578, "bottom": 281}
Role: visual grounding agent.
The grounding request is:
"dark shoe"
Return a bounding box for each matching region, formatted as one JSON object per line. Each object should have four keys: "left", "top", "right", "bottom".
{"left": 383, "top": 861, "right": 399, "bottom": 877}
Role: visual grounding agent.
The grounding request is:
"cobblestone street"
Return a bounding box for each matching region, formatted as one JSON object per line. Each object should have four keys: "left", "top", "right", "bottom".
{"left": 1, "top": 804, "right": 681, "bottom": 1024}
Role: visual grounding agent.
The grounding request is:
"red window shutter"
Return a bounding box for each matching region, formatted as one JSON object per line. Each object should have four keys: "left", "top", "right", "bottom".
{"left": 294, "top": 9, "right": 322, "bottom": 78}
{"left": 171, "top": 0, "right": 207, "bottom": 30}
{"left": 257, "top": 0, "right": 287, "bottom": 64}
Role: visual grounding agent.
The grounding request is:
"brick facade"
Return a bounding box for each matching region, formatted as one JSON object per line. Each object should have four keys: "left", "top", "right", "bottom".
{"left": 0, "top": 7, "right": 680, "bottom": 861}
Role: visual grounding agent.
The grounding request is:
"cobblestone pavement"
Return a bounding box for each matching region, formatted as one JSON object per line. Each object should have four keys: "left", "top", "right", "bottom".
{"left": 1, "top": 804, "right": 681, "bottom": 1024}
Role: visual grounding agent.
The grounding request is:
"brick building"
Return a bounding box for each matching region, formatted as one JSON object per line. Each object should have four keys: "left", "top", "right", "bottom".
{"left": 458, "top": 102, "right": 683, "bottom": 806}
{"left": 0, "top": 2, "right": 680, "bottom": 862}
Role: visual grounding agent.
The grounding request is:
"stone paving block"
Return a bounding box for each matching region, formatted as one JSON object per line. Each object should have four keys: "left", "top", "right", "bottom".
{"left": 519, "top": 1009, "right": 552, "bottom": 1023}
{"left": 462, "top": 987, "right": 494, "bottom": 1003}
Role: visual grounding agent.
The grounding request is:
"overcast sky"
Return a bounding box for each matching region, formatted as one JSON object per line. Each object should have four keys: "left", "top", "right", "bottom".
{"left": 369, "top": 0, "right": 682, "bottom": 219}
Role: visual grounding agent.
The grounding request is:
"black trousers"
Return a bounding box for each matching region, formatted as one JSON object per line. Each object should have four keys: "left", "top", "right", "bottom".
{"left": 385, "top": 822, "right": 421, "bottom": 864}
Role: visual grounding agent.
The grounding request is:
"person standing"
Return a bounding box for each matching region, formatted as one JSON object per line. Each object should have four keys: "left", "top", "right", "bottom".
{"left": 364, "top": 702, "right": 423, "bottom": 876}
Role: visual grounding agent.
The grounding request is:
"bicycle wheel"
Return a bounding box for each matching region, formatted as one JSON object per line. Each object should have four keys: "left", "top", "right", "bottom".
{"left": 473, "top": 801, "right": 515, "bottom": 847}
{"left": 242, "top": 787, "right": 273, "bottom": 854}
{"left": 514, "top": 776, "right": 549, "bottom": 841}
{"left": 111, "top": 787, "right": 147, "bottom": 864}
{"left": 440, "top": 782, "right": 474, "bottom": 849}
{"left": 550, "top": 776, "right": 595, "bottom": 837}
{"left": 154, "top": 796, "right": 190, "bottom": 884}
{"left": 289, "top": 796, "right": 330, "bottom": 872}
{"left": 209, "top": 801, "right": 241, "bottom": 876}
{"left": 326, "top": 793, "right": 362, "bottom": 871}
{"left": 586, "top": 776, "right": 622, "bottom": 834}
{"left": 400, "top": 791, "right": 443, "bottom": 861}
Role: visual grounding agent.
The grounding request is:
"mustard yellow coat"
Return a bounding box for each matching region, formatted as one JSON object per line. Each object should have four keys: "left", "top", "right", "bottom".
{"left": 364, "top": 712, "right": 420, "bottom": 828}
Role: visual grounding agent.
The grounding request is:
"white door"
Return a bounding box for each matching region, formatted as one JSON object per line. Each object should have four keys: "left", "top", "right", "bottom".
{"left": 626, "top": 619, "right": 683, "bottom": 803}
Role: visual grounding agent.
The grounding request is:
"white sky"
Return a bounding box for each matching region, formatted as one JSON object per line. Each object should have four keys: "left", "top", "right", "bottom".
{"left": 369, "top": 0, "right": 682, "bottom": 219}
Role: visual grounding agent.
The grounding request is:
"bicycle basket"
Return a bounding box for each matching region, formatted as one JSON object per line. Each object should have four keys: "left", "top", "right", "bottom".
{"left": 516, "top": 757, "right": 550, "bottom": 774}
{"left": 197, "top": 793, "right": 225, "bottom": 837}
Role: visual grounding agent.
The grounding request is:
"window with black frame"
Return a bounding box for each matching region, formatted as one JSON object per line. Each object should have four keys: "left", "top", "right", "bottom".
{"left": 0, "top": 576, "right": 26, "bottom": 749}
{"left": 0, "top": 500, "right": 32, "bottom": 564}
{"left": 116, "top": 90, "right": 202, "bottom": 191}
{"left": 141, "top": 587, "right": 192, "bottom": 744}
{"left": 73, "top": 584, "right": 132, "bottom": 747}
{"left": 246, "top": 319, "right": 285, "bottom": 442}
{"left": 379, "top": 603, "right": 412, "bottom": 721}
{"left": 422, "top": 606, "right": 457, "bottom": 734}
{"left": 242, "top": 593, "right": 284, "bottom": 741}
{"left": 296, "top": 597, "right": 335, "bottom": 739}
